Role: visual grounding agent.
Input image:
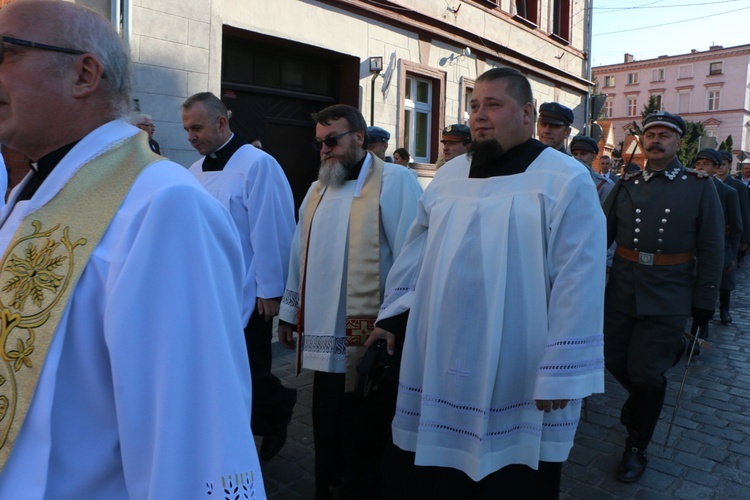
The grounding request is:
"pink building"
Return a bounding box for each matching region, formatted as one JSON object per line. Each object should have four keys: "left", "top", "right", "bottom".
{"left": 593, "top": 44, "right": 750, "bottom": 171}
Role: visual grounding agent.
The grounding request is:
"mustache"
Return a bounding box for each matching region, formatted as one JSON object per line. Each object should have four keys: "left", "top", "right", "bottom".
{"left": 646, "top": 145, "right": 665, "bottom": 152}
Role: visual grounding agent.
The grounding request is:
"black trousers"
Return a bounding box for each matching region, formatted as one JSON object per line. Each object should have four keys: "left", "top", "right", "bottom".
{"left": 603, "top": 309, "right": 686, "bottom": 388}
{"left": 383, "top": 444, "right": 562, "bottom": 499}
{"left": 312, "top": 370, "right": 397, "bottom": 500}
{"left": 244, "top": 310, "right": 293, "bottom": 436}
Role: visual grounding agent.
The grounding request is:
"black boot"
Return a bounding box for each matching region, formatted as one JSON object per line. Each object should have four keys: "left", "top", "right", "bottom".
{"left": 617, "top": 438, "right": 648, "bottom": 483}
{"left": 720, "top": 290, "right": 732, "bottom": 324}
{"left": 617, "top": 385, "right": 666, "bottom": 483}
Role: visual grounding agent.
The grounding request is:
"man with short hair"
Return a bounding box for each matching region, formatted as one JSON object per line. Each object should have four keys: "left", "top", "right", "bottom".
{"left": 599, "top": 154, "right": 618, "bottom": 181}
{"left": 369, "top": 67, "right": 605, "bottom": 497}
{"left": 571, "top": 134, "right": 614, "bottom": 203}
{"left": 130, "top": 112, "right": 161, "bottom": 154}
{"left": 537, "top": 102, "right": 573, "bottom": 153}
{"left": 435, "top": 123, "right": 471, "bottom": 169}
{"left": 0, "top": 1, "right": 264, "bottom": 497}
{"left": 740, "top": 162, "right": 750, "bottom": 186}
{"left": 182, "top": 91, "right": 297, "bottom": 461}
{"left": 715, "top": 150, "right": 749, "bottom": 320}
{"left": 278, "top": 104, "right": 422, "bottom": 498}
{"left": 603, "top": 112, "right": 723, "bottom": 483}
{"left": 366, "top": 125, "right": 390, "bottom": 161}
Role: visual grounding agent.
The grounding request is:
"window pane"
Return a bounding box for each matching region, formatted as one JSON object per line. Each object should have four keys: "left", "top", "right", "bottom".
{"left": 416, "top": 80, "right": 429, "bottom": 103}
{"left": 415, "top": 112, "right": 428, "bottom": 158}
{"left": 405, "top": 78, "right": 413, "bottom": 100}
{"left": 281, "top": 60, "right": 304, "bottom": 90}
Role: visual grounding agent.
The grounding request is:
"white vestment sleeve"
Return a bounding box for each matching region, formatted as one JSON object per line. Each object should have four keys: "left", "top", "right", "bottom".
{"left": 534, "top": 169, "right": 606, "bottom": 401}
{"left": 378, "top": 196, "right": 428, "bottom": 321}
{"left": 104, "top": 184, "right": 262, "bottom": 498}
{"left": 244, "top": 153, "right": 295, "bottom": 299}
{"left": 279, "top": 186, "right": 312, "bottom": 326}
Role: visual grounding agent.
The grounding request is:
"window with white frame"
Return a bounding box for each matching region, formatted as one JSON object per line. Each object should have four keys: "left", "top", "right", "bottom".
{"left": 404, "top": 76, "right": 433, "bottom": 162}
{"left": 651, "top": 68, "right": 665, "bottom": 82}
{"left": 603, "top": 75, "right": 615, "bottom": 88}
{"left": 627, "top": 96, "right": 638, "bottom": 117}
{"left": 604, "top": 99, "right": 613, "bottom": 118}
{"left": 709, "top": 61, "right": 723, "bottom": 75}
{"left": 627, "top": 72, "right": 639, "bottom": 85}
{"left": 677, "top": 91, "right": 691, "bottom": 114}
{"left": 678, "top": 64, "right": 693, "bottom": 79}
{"left": 707, "top": 88, "right": 721, "bottom": 111}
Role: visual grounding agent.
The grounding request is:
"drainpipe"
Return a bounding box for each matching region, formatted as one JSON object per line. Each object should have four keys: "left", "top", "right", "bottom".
{"left": 111, "top": 0, "right": 131, "bottom": 47}
{"left": 583, "top": 0, "right": 593, "bottom": 136}
{"left": 123, "top": 0, "right": 132, "bottom": 48}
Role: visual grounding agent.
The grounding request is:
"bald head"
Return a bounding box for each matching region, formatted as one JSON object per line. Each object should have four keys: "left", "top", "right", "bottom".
{"left": 0, "top": 0, "right": 130, "bottom": 159}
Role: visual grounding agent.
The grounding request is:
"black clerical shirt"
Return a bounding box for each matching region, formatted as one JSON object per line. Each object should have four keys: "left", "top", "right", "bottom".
{"left": 202, "top": 133, "right": 247, "bottom": 172}
{"left": 18, "top": 141, "right": 80, "bottom": 201}
{"left": 468, "top": 138, "right": 547, "bottom": 179}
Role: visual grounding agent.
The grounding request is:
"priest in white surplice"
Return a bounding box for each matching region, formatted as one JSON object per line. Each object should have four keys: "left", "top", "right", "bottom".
{"left": 0, "top": 1, "right": 264, "bottom": 498}
{"left": 182, "top": 91, "right": 297, "bottom": 462}
{"left": 277, "top": 105, "right": 422, "bottom": 498}
{"left": 368, "top": 68, "right": 606, "bottom": 498}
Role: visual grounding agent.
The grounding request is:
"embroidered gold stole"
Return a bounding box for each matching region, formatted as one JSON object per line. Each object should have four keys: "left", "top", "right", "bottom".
{"left": 0, "top": 133, "right": 160, "bottom": 470}
{"left": 297, "top": 153, "right": 383, "bottom": 392}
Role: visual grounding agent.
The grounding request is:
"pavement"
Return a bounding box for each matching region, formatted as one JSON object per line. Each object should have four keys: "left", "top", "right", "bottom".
{"left": 259, "top": 263, "right": 750, "bottom": 499}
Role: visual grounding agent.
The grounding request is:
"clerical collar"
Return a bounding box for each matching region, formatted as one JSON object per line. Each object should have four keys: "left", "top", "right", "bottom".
{"left": 202, "top": 133, "right": 247, "bottom": 171}
{"left": 18, "top": 140, "right": 80, "bottom": 201}
{"left": 643, "top": 158, "right": 682, "bottom": 182}
{"left": 469, "top": 138, "right": 546, "bottom": 179}
{"left": 346, "top": 154, "right": 367, "bottom": 181}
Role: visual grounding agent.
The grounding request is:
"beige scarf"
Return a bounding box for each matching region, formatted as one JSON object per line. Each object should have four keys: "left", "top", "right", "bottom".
{"left": 297, "top": 153, "right": 383, "bottom": 392}
{"left": 0, "top": 133, "right": 160, "bottom": 470}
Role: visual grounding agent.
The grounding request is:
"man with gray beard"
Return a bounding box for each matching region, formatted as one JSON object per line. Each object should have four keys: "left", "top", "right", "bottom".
{"left": 278, "top": 104, "right": 422, "bottom": 499}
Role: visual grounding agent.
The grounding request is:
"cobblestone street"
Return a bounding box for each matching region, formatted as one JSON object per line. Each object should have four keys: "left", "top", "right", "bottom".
{"left": 260, "top": 264, "right": 750, "bottom": 499}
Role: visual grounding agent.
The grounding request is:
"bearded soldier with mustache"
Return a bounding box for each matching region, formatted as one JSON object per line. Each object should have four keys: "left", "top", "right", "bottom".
{"left": 602, "top": 112, "right": 724, "bottom": 483}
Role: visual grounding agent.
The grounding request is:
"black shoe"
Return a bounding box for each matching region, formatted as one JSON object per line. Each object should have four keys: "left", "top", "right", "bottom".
{"left": 617, "top": 445, "right": 648, "bottom": 483}
{"left": 720, "top": 309, "right": 732, "bottom": 325}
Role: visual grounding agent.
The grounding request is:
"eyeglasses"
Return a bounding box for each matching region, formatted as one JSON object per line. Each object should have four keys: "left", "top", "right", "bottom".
{"left": 0, "top": 35, "right": 85, "bottom": 64}
{"left": 311, "top": 130, "right": 356, "bottom": 151}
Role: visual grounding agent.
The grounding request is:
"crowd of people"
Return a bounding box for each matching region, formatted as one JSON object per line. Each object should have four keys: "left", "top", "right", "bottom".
{"left": 0, "top": 1, "right": 747, "bottom": 499}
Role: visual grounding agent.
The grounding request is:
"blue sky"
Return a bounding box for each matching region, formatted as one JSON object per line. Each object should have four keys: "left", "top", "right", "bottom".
{"left": 591, "top": 0, "right": 750, "bottom": 67}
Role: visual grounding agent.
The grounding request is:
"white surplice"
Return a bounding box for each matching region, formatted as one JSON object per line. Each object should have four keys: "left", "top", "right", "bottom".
{"left": 0, "top": 120, "right": 265, "bottom": 499}
{"left": 379, "top": 149, "right": 606, "bottom": 481}
{"left": 189, "top": 144, "right": 295, "bottom": 323}
{"left": 279, "top": 155, "right": 422, "bottom": 373}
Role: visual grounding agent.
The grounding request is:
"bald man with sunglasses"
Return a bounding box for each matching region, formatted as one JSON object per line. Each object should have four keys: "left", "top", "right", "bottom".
{"left": 278, "top": 104, "right": 422, "bottom": 498}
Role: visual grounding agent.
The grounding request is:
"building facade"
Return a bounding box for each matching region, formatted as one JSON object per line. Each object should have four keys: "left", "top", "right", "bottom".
{"left": 593, "top": 44, "right": 750, "bottom": 171}
{"left": 3, "top": 0, "right": 594, "bottom": 204}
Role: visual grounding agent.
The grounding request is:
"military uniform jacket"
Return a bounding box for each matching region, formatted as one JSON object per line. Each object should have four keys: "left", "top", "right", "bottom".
{"left": 603, "top": 158, "right": 724, "bottom": 316}
{"left": 712, "top": 177, "right": 742, "bottom": 267}
{"left": 723, "top": 176, "right": 750, "bottom": 245}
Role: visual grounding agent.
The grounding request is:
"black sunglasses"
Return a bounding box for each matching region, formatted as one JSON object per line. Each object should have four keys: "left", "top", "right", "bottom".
{"left": 311, "top": 130, "right": 356, "bottom": 152}
{"left": 0, "top": 35, "right": 85, "bottom": 63}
